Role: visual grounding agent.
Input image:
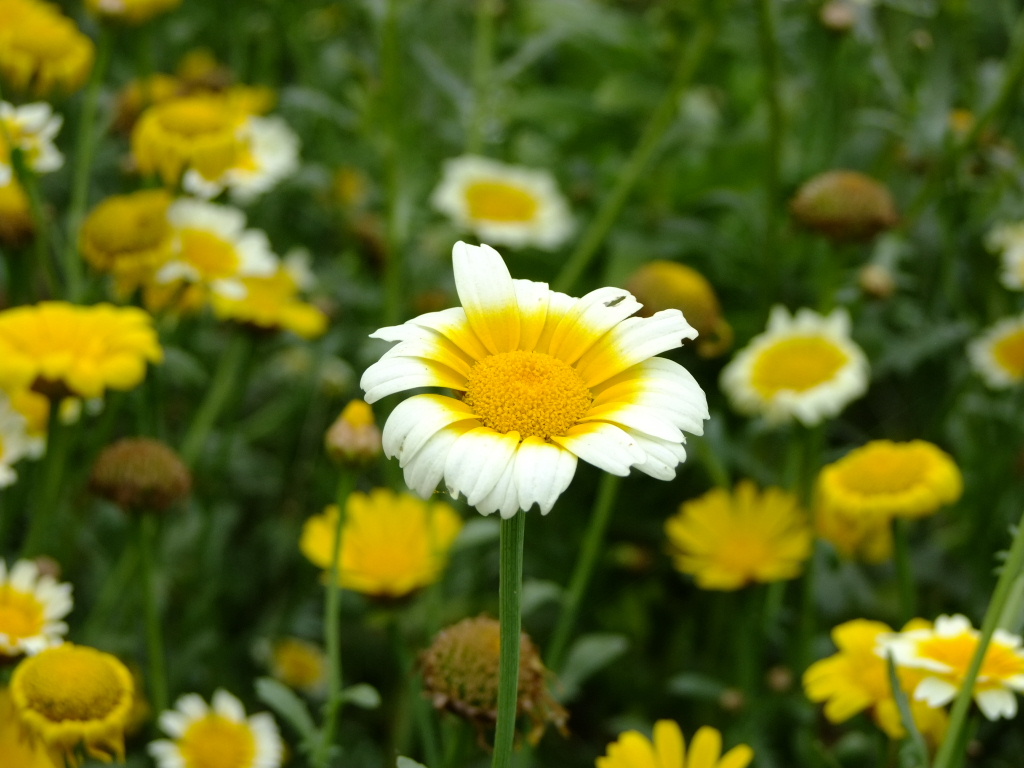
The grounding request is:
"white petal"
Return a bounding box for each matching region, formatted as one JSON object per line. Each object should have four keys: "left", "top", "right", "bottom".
{"left": 403, "top": 423, "right": 474, "bottom": 497}
{"left": 512, "top": 436, "right": 578, "bottom": 515}
{"left": 546, "top": 286, "right": 642, "bottom": 365}
{"left": 622, "top": 429, "right": 687, "bottom": 481}
{"left": 914, "top": 677, "right": 958, "bottom": 707}
{"left": 360, "top": 357, "right": 466, "bottom": 403}
{"left": 444, "top": 427, "right": 521, "bottom": 508}
{"left": 976, "top": 688, "right": 1017, "bottom": 720}
{"left": 212, "top": 689, "right": 247, "bottom": 721}
{"left": 475, "top": 460, "right": 520, "bottom": 518}
{"left": 382, "top": 394, "right": 479, "bottom": 462}
{"left": 452, "top": 242, "right": 520, "bottom": 354}
{"left": 550, "top": 422, "right": 645, "bottom": 476}
{"left": 513, "top": 279, "right": 551, "bottom": 352}
{"left": 580, "top": 402, "right": 684, "bottom": 443}
{"left": 575, "top": 310, "right": 698, "bottom": 388}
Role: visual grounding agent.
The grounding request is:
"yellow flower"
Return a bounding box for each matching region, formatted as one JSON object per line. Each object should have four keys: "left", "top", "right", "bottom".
{"left": 664, "top": 481, "right": 812, "bottom": 590}
{"left": 883, "top": 614, "right": 1024, "bottom": 721}
{"left": 268, "top": 638, "right": 327, "bottom": 697}
{"left": 721, "top": 306, "right": 869, "bottom": 426}
{"left": 0, "top": 302, "right": 164, "bottom": 400}
{"left": 131, "top": 94, "right": 247, "bottom": 186}
{"left": 969, "top": 313, "right": 1024, "bottom": 388}
{"left": 10, "top": 643, "right": 134, "bottom": 762}
{"left": 0, "top": 558, "right": 71, "bottom": 656}
{"left": 596, "top": 721, "right": 753, "bottom": 768}
{"left": 0, "top": 688, "right": 59, "bottom": 768}
{"left": 803, "top": 619, "right": 948, "bottom": 744}
{"left": 80, "top": 189, "right": 175, "bottom": 295}
{"left": 0, "top": 0, "right": 94, "bottom": 97}
{"left": 817, "top": 440, "right": 962, "bottom": 520}
{"left": 148, "top": 689, "right": 283, "bottom": 768}
{"left": 324, "top": 399, "right": 381, "bottom": 466}
{"left": 0, "top": 178, "right": 33, "bottom": 246}
{"left": 360, "top": 242, "right": 709, "bottom": 517}
{"left": 815, "top": 501, "right": 894, "bottom": 563}
{"left": 626, "top": 261, "right": 733, "bottom": 358}
{"left": 211, "top": 255, "right": 327, "bottom": 338}
{"left": 85, "top": 0, "right": 181, "bottom": 25}
{"left": 300, "top": 488, "right": 463, "bottom": 598}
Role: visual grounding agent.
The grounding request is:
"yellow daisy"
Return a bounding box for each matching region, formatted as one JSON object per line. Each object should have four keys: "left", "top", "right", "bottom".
{"left": 803, "top": 619, "right": 948, "bottom": 743}
{"left": 267, "top": 638, "right": 327, "bottom": 697}
{"left": 0, "top": 558, "right": 71, "bottom": 656}
{"left": 816, "top": 440, "right": 962, "bottom": 520}
{"left": 360, "top": 242, "right": 709, "bottom": 517}
{"left": 10, "top": 643, "right": 135, "bottom": 762}
{"left": 883, "top": 614, "right": 1024, "bottom": 721}
{"left": 721, "top": 306, "right": 868, "bottom": 425}
{"left": 0, "top": 688, "right": 59, "bottom": 768}
{"left": 968, "top": 313, "right": 1024, "bottom": 389}
{"left": 85, "top": 0, "right": 181, "bottom": 24}
{"left": 0, "top": 100, "right": 64, "bottom": 185}
{"left": 0, "top": 302, "right": 163, "bottom": 400}
{"left": 431, "top": 157, "right": 573, "bottom": 250}
{"left": 80, "top": 189, "right": 175, "bottom": 295}
{"left": 0, "top": 0, "right": 94, "bottom": 97}
{"left": 148, "top": 689, "right": 284, "bottom": 768}
{"left": 300, "top": 488, "right": 463, "bottom": 598}
{"left": 596, "top": 721, "right": 754, "bottom": 768}
{"left": 664, "top": 480, "right": 812, "bottom": 590}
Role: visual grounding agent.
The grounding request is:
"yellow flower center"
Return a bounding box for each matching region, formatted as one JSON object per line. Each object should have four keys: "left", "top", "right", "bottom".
{"left": 88, "top": 194, "right": 171, "bottom": 255}
{"left": 273, "top": 640, "right": 325, "bottom": 690}
{"left": 464, "top": 350, "right": 592, "bottom": 440}
{"left": 179, "top": 714, "right": 257, "bottom": 768}
{"left": 464, "top": 180, "right": 540, "bottom": 223}
{"left": 157, "top": 99, "right": 236, "bottom": 138}
{"left": 11, "top": 16, "right": 78, "bottom": 59}
{"left": 713, "top": 533, "right": 771, "bottom": 581}
{"left": 19, "top": 646, "right": 124, "bottom": 721}
{"left": 0, "top": 585, "right": 45, "bottom": 642}
{"left": 179, "top": 228, "right": 241, "bottom": 280}
{"left": 992, "top": 329, "right": 1024, "bottom": 380}
{"left": 832, "top": 445, "right": 928, "bottom": 495}
{"left": 750, "top": 335, "right": 849, "bottom": 396}
{"left": 919, "top": 634, "right": 1024, "bottom": 681}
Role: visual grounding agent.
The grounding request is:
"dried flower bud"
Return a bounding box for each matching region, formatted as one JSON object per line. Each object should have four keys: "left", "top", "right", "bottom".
{"left": 0, "top": 181, "right": 34, "bottom": 248}
{"left": 625, "top": 261, "right": 733, "bottom": 358}
{"left": 325, "top": 400, "right": 381, "bottom": 466}
{"left": 90, "top": 437, "right": 192, "bottom": 513}
{"left": 790, "top": 170, "right": 898, "bottom": 242}
{"left": 718, "top": 688, "right": 746, "bottom": 713}
{"left": 819, "top": 1, "right": 855, "bottom": 33}
{"left": 420, "top": 616, "right": 567, "bottom": 745}
{"left": 766, "top": 665, "right": 794, "bottom": 693}
{"left": 858, "top": 263, "right": 897, "bottom": 299}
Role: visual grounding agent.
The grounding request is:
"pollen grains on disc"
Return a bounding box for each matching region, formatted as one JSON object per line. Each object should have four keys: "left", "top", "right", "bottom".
{"left": 463, "top": 350, "right": 592, "bottom": 440}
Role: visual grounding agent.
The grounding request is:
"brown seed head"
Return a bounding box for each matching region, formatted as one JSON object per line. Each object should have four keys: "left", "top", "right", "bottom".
{"left": 790, "top": 170, "right": 898, "bottom": 242}
{"left": 90, "top": 438, "right": 192, "bottom": 513}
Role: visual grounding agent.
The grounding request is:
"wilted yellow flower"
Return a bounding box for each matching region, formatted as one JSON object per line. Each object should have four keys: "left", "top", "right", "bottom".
{"left": 268, "top": 638, "right": 328, "bottom": 697}
{"left": 626, "top": 261, "right": 733, "bottom": 358}
{"left": 0, "top": 178, "right": 32, "bottom": 246}
{"left": 665, "top": 481, "right": 812, "bottom": 590}
{"left": 85, "top": 0, "right": 181, "bottom": 25}
{"left": 0, "top": 302, "right": 164, "bottom": 400}
{"left": 11, "top": 643, "right": 134, "bottom": 763}
{"left": 300, "top": 488, "right": 463, "bottom": 598}
{"left": 0, "top": 0, "right": 94, "bottom": 96}
{"left": 817, "top": 440, "right": 962, "bottom": 520}
{"left": 597, "top": 720, "right": 753, "bottom": 768}
{"left": 0, "top": 688, "right": 59, "bottom": 768}
{"left": 80, "top": 189, "right": 175, "bottom": 295}
{"left": 790, "top": 169, "right": 898, "bottom": 242}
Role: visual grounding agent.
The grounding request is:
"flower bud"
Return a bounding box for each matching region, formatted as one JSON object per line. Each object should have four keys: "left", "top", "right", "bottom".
{"left": 819, "top": 1, "right": 855, "bottom": 33}
{"left": 858, "top": 263, "right": 897, "bottom": 299}
{"left": 324, "top": 400, "right": 381, "bottom": 466}
{"left": 0, "top": 181, "right": 34, "bottom": 248}
{"left": 790, "top": 170, "right": 898, "bottom": 242}
{"left": 89, "top": 437, "right": 192, "bottom": 513}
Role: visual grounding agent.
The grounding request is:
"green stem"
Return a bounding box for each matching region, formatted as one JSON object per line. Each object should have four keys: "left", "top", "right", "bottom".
{"left": 316, "top": 472, "right": 357, "bottom": 768}
{"left": 551, "top": 18, "right": 717, "bottom": 294}
{"left": 546, "top": 474, "right": 620, "bottom": 671}
{"left": 11, "top": 156, "right": 58, "bottom": 298}
{"left": 139, "top": 513, "right": 169, "bottom": 715}
{"left": 467, "top": 0, "right": 497, "bottom": 154}
{"left": 932, "top": 510, "right": 1024, "bottom": 768}
{"left": 755, "top": 0, "right": 783, "bottom": 270}
{"left": 82, "top": 542, "right": 139, "bottom": 642}
{"left": 492, "top": 513, "right": 526, "bottom": 768}
{"left": 65, "top": 25, "right": 113, "bottom": 302}
{"left": 893, "top": 518, "right": 917, "bottom": 622}
{"left": 21, "top": 403, "right": 69, "bottom": 557}
{"left": 180, "top": 333, "right": 253, "bottom": 467}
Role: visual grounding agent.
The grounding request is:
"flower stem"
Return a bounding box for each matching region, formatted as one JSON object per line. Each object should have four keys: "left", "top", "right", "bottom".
{"left": 546, "top": 474, "right": 620, "bottom": 671}
{"left": 492, "top": 512, "right": 526, "bottom": 768}
{"left": 21, "top": 403, "right": 69, "bottom": 557}
{"left": 316, "top": 471, "right": 357, "bottom": 768}
{"left": 552, "top": 18, "right": 716, "bottom": 294}
{"left": 65, "top": 25, "right": 113, "bottom": 302}
{"left": 11, "top": 155, "right": 58, "bottom": 298}
{"left": 138, "top": 513, "right": 169, "bottom": 715}
{"left": 932, "top": 510, "right": 1024, "bottom": 768}
{"left": 755, "top": 0, "right": 783, "bottom": 269}
{"left": 893, "top": 518, "right": 917, "bottom": 622}
{"left": 466, "top": 0, "right": 497, "bottom": 154}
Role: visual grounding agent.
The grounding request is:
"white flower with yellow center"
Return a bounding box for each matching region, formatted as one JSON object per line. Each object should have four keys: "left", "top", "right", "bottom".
{"left": 0, "top": 558, "right": 72, "bottom": 656}
{"left": 149, "top": 689, "right": 284, "bottom": 768}
{"left": 968, "top": 313, "right": 1024, "bottom": 389}
{"left": 0, "top": 391, "right": 42, "bottom": 487}
{"left": 183, "top": 116, "right": 300, "bottom": 204}
{"left": 986, "top": 221, "right": 1024, "bottom": 291}
{"left": 360, "top": 242, "right": 708, "bottom": 518}
{"left": 431, "top": 156, "right": 573, "bottom": 250}
{"left": 0, "top": 101, "right": 64, "bottom": 185}
{"left": 881, "top": 614, "right": 1024, "bottom": 721}
{"left": 720, "top": 306, "right": 869, "bottom": 426}
{"left": 158, "top": 199, "right": 277, "bottom": 300}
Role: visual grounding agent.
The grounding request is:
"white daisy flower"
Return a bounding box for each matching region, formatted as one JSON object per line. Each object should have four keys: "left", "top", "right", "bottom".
{"left": 986, "top": 221, "right": 1024, "bottom": 291}
{"left": 431, "top": 156, "right": 573, "bottom": 250}
{"left": 0, "top": 101, "right": 64, "bottom": 185}
{"left": 0, "top": 558, "right": 73, "bottom": 656}
{"left": 0, "top": 392, "right": 42, "bottom": 488}
{"left": 158, "top": 199, "right": 278, "bottom": 300}
{"left": 720, "top": 306, "right": 869, "bottom": 426}
{"left": 360, "top": 242, "right": 708, "bottom": 518}
{"left": 183, "top": 116, "right": 300, "bottom": 204}
{"left": 149, "top": 689, "right": 284, "bottom": 768}
{"left": 968, "top": 313, "right": 1024, "bottom": 389}
{"left": 880, "top": 614, "right": 1024, "bottom": 721}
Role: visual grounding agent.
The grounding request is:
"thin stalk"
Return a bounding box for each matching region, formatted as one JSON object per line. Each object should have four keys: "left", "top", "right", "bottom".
{"left": 10, "top": 155, "right": 58, "bottom": 297}
{"left": 65, "top": 25, "right": 113, "bottom": 302}
{"left": 139, "top": 513, "right": 169, "bottom": 715}
{"left": 21, "top": 403, "right": 69, "bottom": 557}
{"left": 552, "top": 18, "right": 718, "bottom": 294}
{"left": 82, "top": 542, "right": 139, "bottom": 642}
{"left": 755, "top": 0, "right": 783, "bottom": 270}
{"left": 316, "top": 472, "right": 357, "bottom": 768}
{"left": 546, "top": 474, "right": 620, "bottom": 671}
{"left": 492, "top": 513, "right": 527, "bottom": 768}
{"left": 893, "top": 518, "right": 917, "bottom": 622}
{"left": 180, "top": 333, "right": 254, "bottom": 467}
{"left": 932, "top": 511, "right": 1024, "bottom": 768}
{"left": 467, "top": 0, "right": 497, "bottom": 154}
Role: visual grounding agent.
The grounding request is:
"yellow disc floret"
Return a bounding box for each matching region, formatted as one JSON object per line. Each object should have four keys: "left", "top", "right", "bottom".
{"left": 749, "top": 336, "right": 850, "bottom": 397}
{"left": 463, "top": 180, "right": 540, "bottom": 223}
{"left": 178, "top": 715, "right": 257, "bottom": 768}
{"left": 992, "top": 330, "right": 1024, "bottom": 380}
{"left": 464, "top": 350, "right": 592, "bottom": 440}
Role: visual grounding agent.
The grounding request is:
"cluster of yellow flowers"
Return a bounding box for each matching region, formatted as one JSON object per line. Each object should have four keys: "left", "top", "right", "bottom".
{"left": 0, "top": 0, "right": 94, "bottom": 97}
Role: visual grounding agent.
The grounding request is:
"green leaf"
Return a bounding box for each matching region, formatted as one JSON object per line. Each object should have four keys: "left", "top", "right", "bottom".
{"left": 340, "top": 683, "right": 382, "bottom": 709}
{"left": 885, "top": 654, "right": 929, "bottom": 768}
{"left": 521, "top": 579, "right": 563, "bottom": 617}
{"left": 397, "top": 758, "right": 429, "bottom": 768}
{"left": 556, "top": 633, "right": 628, "bottom": 702}
{"left": 255, "top": 677, "right": 319, "bottom": 747}
{"left": 666, "top": 672, "right": 729, "bottom": 702}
